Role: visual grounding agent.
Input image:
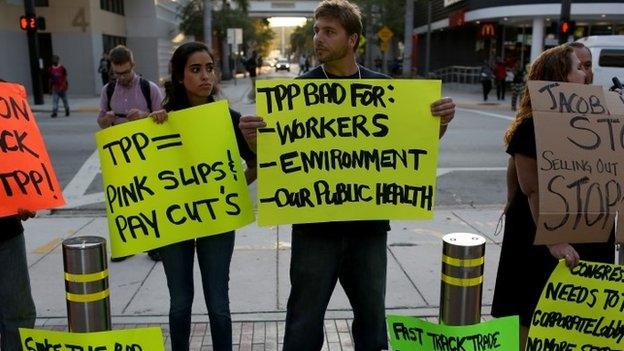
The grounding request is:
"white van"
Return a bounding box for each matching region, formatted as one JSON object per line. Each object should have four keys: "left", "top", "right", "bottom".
{"left": 576, "top": 35, "right": 624, "bottom": 89}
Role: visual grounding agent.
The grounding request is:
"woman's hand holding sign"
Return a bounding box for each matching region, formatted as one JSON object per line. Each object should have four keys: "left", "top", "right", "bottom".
{"left": 239, "top": 115, "right": 266, "bottom": 154}
{"left": 547, "top": 243, "right": 580, "bottom": 268}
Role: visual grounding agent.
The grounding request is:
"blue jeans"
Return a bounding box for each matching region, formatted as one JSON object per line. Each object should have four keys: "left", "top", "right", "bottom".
{"left": 283, "top": 228, "right": 388, "bottom": 351}
{"left": 52, "top": 90, "right": 69, "bottom": 114}
{"left": 160, "top": 232, "right": 235, "bottom": 351}
{"left": 0, "top": 233, "right": 36, "bottom": 351}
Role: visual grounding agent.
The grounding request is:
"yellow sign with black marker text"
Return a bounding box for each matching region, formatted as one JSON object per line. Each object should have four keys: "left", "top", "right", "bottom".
{"left": 20, "top": 327, "right": 164, "bottom": 350}
{"left": 95, "top": 101, "right": 254, "bottom": 258}
{"left": 256, "top": 79, "right": 441, "bottom": 225}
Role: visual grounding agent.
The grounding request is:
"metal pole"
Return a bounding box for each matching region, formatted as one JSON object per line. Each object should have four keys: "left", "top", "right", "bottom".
{"left": 559, "top": 0, "right": 572, "bottom": 44}
{"left": 501, "top": 25, "right": 506, "bottom": 62}
{"left": 24, "top": 0, "right": 43, "bottom": 105}
{"left": 203, "top": 0, "right": 213, "bottom": 50}
{"left": 63, "top": 236, "right": 111, "bottom": 332}
{"left": 439, "top": 233, "right": 486, "bottom": 326}
{"left": 402, "top": 0, "right": 414, "bottom": 77}
{"left": 424, "top": 0, "right": 432, "bottom": 77}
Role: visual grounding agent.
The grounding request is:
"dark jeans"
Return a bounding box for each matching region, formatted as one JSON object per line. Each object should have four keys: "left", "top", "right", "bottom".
{"left": 283, "top": 227, "right": 388, "bottom": 351}
{"left": 496, "top": 79, "right": 506, "bottom": 100}
{"left": 0, "top": 233, "right": 36, "bottom": 351}
{"left": 52, "top": 90, "right": 69, "bottom": 114}
{"left": 481, "top": 79, "right": 492, "bottom": 101}
{"left": 160, "top": 232, "right": 235, "bottom": 351}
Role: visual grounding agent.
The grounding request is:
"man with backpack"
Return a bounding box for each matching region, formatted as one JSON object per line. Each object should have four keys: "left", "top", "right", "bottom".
{"left": 97, "top": 45, "right": 163, "bottom": 262}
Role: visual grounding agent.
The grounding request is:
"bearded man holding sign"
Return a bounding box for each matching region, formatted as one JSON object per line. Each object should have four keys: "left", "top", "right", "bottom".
{"left": 239, "top": 1, "right": 455, "bottom": 349}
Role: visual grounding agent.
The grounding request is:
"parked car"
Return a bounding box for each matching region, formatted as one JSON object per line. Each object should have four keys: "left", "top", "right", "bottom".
{"left": 576, "top": 35, "right": 624, "bottom": 89}
{"left": 275, "top": 60, "right": 290, "bottom": 72}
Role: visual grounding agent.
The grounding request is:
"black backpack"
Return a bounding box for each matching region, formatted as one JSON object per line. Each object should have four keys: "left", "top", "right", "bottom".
{"left": 106, "top": 77, "right": 152, "bottom": 112}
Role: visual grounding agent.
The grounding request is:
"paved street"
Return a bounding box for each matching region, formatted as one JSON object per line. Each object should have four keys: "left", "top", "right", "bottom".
{"left": 24, "top": 69, "right": 516, "bottom": 350}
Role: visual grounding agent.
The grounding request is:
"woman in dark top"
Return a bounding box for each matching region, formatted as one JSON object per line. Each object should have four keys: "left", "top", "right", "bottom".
{"left": 492, "top": 44, "right": 614, "bottom": 350}
{"left": 155, "top": 42, "right": 257, "bottom": 351}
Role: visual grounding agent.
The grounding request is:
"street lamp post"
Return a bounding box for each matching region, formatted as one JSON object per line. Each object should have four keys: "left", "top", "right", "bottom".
{"left": 203, "top": 0, "right": 212, "bottom": 50}
{"left": 402, "top": 0, "right": 414, "bottom": 77}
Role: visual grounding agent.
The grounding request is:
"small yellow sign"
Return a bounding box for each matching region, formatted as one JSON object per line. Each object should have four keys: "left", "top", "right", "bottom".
{"left": 377, "top": 25, "right": 394, "bottom": 42}
{"left": 20, "top": 327, "right": 164, "bottom": 350}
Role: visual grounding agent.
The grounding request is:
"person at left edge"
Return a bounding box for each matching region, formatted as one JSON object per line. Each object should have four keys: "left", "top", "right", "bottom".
{"left": 152, "top": 41, "right": 257, "bottom": 351}
{"left": 96, "top": 45, "right": 164, "bottom": 263}
{"left": 0, "top": 208, "right": 37, "bottom": 351}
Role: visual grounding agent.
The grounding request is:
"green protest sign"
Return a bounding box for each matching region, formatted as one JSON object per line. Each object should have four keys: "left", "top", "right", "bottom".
{"left": 386, "top": 315, "right": 518, "bottom": 351}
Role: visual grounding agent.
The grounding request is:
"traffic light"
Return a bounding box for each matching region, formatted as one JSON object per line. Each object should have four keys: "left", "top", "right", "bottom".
{"left": 18, "top": 15, "right": 45, "bottom": 31}
{"left": 560, "top": 20, "right": 575, "bottom": 35}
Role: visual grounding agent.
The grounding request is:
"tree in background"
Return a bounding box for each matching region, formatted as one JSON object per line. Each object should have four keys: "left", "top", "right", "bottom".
{"left": 289, "top": 19, "right": 314, "bottom": 60}
{"left": 178, "top": 0, "right": 273, "bottom": 78}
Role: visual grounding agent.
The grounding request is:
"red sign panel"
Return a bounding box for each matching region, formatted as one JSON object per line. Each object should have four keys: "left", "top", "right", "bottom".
{"left": 449, "top": 9, "right": 466, "bottom": 28}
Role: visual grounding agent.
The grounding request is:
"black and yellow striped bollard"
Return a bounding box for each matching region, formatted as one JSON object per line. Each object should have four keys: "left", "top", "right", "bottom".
{"left": 439, "top": 232, "right": 486, "bottom": 326}
{"left": 62, "top": 236, "right": 111, "bottom": 332}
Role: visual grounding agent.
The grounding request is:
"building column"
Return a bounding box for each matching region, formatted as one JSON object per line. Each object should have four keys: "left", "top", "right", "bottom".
{"left": 530, "top": 18, "right": 545, "bottom": 63}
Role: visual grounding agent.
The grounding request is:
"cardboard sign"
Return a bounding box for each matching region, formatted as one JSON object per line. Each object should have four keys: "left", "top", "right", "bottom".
{"left": 20, "top": 327, "right": 164, "bottom": 350}
{"left": 96, "top": 101, "right": 254, "bottom": 258}
{"left": 0, "top": 82, "right": 65, "bottom": 215}
{"left": 386, "top": 315, "right": 519, "bottom": 351}
{"left": 528, "top": 260, "right": 624, "bottom": 350}
{"left": 528, "top": 81, "right": 624, "bottom": 244}
{"left": 255, "top": 79, "right": 441, "bottom": 226}
{"left": 605, "top": 90, "right": 624, "bottom": 116}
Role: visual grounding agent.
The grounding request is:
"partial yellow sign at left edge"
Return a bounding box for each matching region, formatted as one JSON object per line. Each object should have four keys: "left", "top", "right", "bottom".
{"left": 20, "top": 327, "right": 164, "bottom": 350}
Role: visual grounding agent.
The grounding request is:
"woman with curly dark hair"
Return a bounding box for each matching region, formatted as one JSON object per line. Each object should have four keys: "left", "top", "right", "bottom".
{"left": 157, "top": 41, "right": 257, "bottom": 351}
{"left": 492, "top": 44, "right": 614, "bottom": 350}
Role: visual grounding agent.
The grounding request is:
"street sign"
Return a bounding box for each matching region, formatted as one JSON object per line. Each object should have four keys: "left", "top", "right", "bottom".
{"left": 377, "top": 26, "right": 393, "bottom": 42}
{"left": 227, "top": 28, "right": 243, "bottom": 46}
{"left": 380, "top": 41, "right": 389, "bottom": 52}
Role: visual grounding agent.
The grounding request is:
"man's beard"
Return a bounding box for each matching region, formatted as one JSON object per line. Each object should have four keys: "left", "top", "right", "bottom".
{"left": 317, "top": 44, "right": 350, "bottom": 64}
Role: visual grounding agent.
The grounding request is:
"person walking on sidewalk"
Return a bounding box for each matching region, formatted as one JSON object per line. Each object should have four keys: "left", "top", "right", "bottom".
{"left": 156, "top": 41, "right": 257, "bottom": 351}
{"left": 48, "top": 55, "right": 70, "bottom": 118}
{"left": 0, "top": 209, "right": 37, "bottom": 351}
{"left": 239, "top": 1, "right": 455, "bottom": 350}
{"left": 494, "top": 58, "right": 506, "bottom": 101}
{"left": 96, "top": 45, "right": 164, "bottom": 263}
{"left": 98, "top": 52, "right": 111, "bottom": 86}
{"left": 510, "top": 62, "right": 525, "bottom": 111}
{"left": 480, "top": 60, "right": 493, "bottom": 101}
{"left": 245, "top": 50, "right": 258, "bottom": 102}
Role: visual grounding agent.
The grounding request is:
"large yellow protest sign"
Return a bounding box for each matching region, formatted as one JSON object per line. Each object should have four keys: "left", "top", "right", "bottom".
{"left": 256, "top": 79, "right": 441, "bottom": 225}
{"left": 20, "top": 327, "right": 164, "bottom": 350}
{"left": 528, "top": 260, "right": 624, "bottom": 350}
{"left": 96, "top": 101, "right": 254, "bottom": 258}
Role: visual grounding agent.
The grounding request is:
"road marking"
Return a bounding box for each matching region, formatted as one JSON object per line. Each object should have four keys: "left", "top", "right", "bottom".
{"left": 62, "top": 150, "right": 102, "bottom": 208}
{"left": 34, "top": 237, "right": 63, "bottom": 254}
{"left": 437, "top": 167, "right": 506, "bottom": 177}
{"left": 457, "top": 107, "right": 514, "bottom": 121}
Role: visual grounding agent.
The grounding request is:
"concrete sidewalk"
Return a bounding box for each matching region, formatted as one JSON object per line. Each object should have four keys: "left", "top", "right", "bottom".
{"left": 25, "top": 207, "right": 504, "bottom": 350}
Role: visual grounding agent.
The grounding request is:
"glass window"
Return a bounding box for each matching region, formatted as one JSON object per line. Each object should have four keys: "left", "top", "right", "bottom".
{"left": 103, "top": 34, "right": 127, "bottom": 54}
{"left": 101, "top": 0, "right": 125, "bottom": 16}
{"left": 599, "top": 49, "right": 624, "bottom": 68}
